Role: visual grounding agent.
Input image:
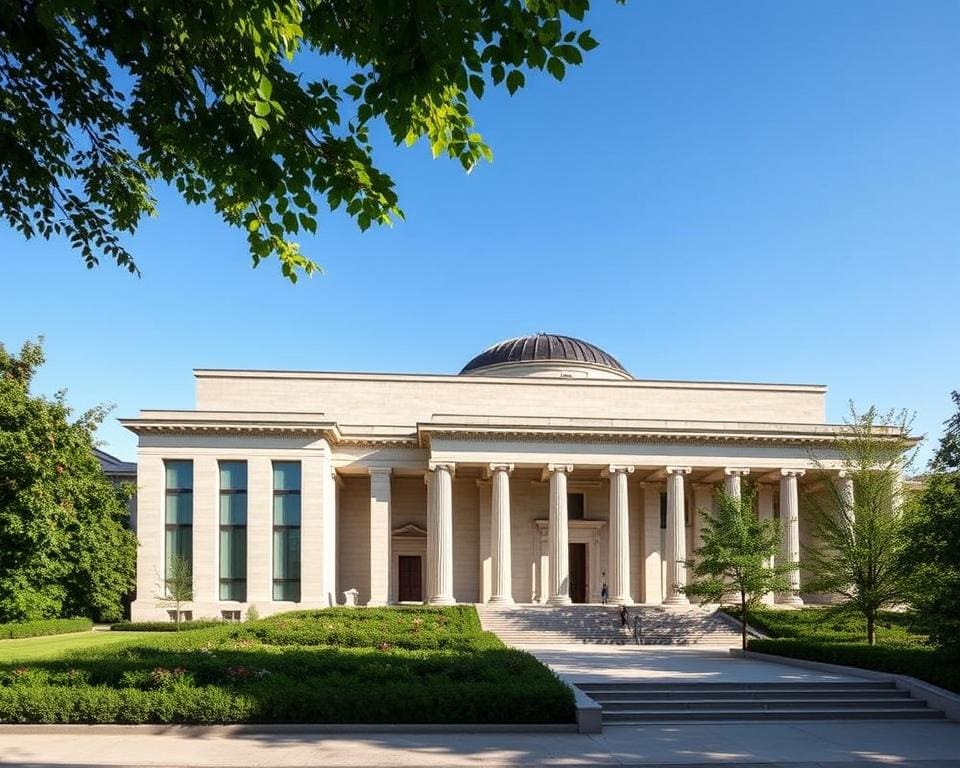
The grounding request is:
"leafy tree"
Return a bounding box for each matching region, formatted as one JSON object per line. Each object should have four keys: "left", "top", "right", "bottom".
{"left": 683, "top": 488, "right": 795, "bottom": 650}
{"left": 805, "top": 405, "right": 917, "bottom": 646}
{"left": 1, "top": 0, "right": 609, "bottom": 280}
{"left": 904, "top": 392, "right": 960, "bottom": 652}
{"left": 156, "top": 555, "right": 193, "bottom": 630}
{"left": 0, "top": 339, "right": 137, "bottom": 622}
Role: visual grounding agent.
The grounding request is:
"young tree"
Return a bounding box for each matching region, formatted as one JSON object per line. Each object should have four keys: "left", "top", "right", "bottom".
{"left": 904, "top": 392, "right": 960, "bottom": 651}
{"left": 0, "top": 339, "right": 137, "bottom": 622}
{"left": 683, "top": 489, "right": 795, "bottom": 650}
{"left": 156, "top": 555, "right": 194, "bottom": 631}
{"left": 0, "top": 1, "right": 612, "bottom": 280}
{"left": 804, "top": 404, "right": 917, "bottom": 646}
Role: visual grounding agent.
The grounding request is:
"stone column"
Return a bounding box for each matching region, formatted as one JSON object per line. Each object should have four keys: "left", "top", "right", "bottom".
{"left": 757, "top": 483, "right": 777, "bottom": 605}
{"left": 424, "top": 471, "right": 434, "bottom": 604}
{"left": 779, "top": 469, "right": 805, "bottom": 606}
{"left": 547, "top": 464, "right": 573, "bottom": 605}
{"left": 839, "top": 471, "right": 855, "bottom": 528}
{"left": 427, "top": 463, "right": 456, "bottom": 605}
{"left": 607, "top": 465, "right": 634, "bottom": 605}
{"left": 488, "top": 464, "right": 514, "bottom": 604}
{"left": 641, "top": 483, "right": 663, "bottom": 604}
{"left": 724, "top": 468, "right": 750, "bottom": 501}
{"left": 664, "top": 466, "right": 692, "bottom": 605}
{"left": 368, "top": 467, "right": 391, "bottom": 606}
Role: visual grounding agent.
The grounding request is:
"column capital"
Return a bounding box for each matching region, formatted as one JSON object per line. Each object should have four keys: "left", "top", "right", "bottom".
{"left": 665, "top": 466, "right": 692, "bottom": 476}
{"left": 724, "top": 467, "right": 751, "bottom": 477}
{"left": 838, "top": 469, "right": 854, "bottom": 479}
{"left": 487, "top": 463, "right": 514, "bottom": 475}
{"left": 606, "top": 464, "right": 635, "bottom": 476}
{"left": 368, "top": 466, "right": 392, "bottom": 477}
{"left": 780, "top": 468, "right": 806, "bottom": 478}
{"left": 428, "top": 461, "right": 456, "bottom": 473}
{"left": 543, "top": 464, "right": 574, "bottom": 481}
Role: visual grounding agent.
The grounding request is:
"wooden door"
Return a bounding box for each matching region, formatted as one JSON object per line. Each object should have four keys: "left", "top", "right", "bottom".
{"left": 398, "top": 555, "right": 422, "bottom": 602}
{"left": 568, "top": 543, "right": 588, "bottom": 603}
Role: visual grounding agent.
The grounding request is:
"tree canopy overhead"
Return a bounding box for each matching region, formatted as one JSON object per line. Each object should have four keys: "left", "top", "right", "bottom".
{"left": 1, "top": 0, "right": 609, "bottom": 280}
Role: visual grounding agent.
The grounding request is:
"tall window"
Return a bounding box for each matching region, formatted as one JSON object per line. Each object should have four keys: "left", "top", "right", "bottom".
{"left": 659, "top": 492, "right": 667, "bottom": 529}
{"left": 219, "top": 461, "right": 248, "bottom": 601}
{"left": 273, "top": 461, "right": 301, "bottom": 601}
{"left": 165, "top": 460, "right": 193, "bottom": 583}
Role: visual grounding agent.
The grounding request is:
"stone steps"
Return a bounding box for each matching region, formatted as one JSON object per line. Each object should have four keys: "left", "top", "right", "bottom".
{"left": 577, "top": 681, "right": 945, "bottom": 724}
{"left": 476, "top": 603, "right": 742, "bottom": 646}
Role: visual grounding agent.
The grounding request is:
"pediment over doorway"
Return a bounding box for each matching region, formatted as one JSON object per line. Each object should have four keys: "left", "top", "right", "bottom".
{"left": 392, "top": 523, "right": 427, "bottom": 538}
{"left": 534, "top": 519, "right": 606, "bottom": 533}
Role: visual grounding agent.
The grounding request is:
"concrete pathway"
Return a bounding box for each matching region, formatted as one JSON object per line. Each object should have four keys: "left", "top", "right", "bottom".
{"left": 2, "top": 721, "right": 960, "bottom": 766}
{"left": 520, "top": 644, "right": 862, "bottom": 685}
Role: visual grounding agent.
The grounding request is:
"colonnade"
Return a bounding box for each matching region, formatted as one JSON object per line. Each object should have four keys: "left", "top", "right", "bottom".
{"left": 367, "top": 462, "right": 836, "bottom": 607}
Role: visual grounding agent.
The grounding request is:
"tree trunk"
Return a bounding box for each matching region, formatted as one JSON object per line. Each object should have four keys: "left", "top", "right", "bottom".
{"left": 867, "top": 612, "right": 875, "bottom": 646}
{"left": 740, "top": 588, "right": 748, "bottom": 650}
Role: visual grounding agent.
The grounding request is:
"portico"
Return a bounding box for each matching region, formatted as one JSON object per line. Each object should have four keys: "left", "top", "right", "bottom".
{"left": 121, "top": 332, "right": 897, "bottom": 621}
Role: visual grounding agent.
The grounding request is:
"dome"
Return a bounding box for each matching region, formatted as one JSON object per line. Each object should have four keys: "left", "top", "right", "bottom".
{"left": 459, "top": 333, "right": 631, "bottom": 380}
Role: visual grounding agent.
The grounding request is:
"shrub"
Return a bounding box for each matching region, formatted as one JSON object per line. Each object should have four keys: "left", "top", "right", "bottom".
{"left": 748, "top": 638, "right": 960, "bottom": 694}
{"left": 110, "top": 620, "right": 222, "bottom": 632}
{"left": 0, "top": 606, "right": 574, "bottom": 724}
{"left": 724, "top": 606, "right": 925, "bottom": 645}
{"left": 0, "top": 618, "right": 93, "bottom": 639}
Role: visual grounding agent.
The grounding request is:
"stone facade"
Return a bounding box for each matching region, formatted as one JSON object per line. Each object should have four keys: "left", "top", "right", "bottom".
{"left": 121, "top": 334, "right": 902, "bottom": 621}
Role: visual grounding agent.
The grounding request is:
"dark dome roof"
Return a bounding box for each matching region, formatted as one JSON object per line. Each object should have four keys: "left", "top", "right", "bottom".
{"left": 460, "top": 333, "right": 630, "bottom": 377}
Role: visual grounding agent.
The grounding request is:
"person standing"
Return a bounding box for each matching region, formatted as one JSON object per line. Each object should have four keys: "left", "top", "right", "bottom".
{"left": 601, "top": 575, "right": 609, "bottom": 606}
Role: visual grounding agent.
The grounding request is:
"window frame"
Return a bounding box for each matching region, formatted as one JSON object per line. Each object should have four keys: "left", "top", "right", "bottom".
{"left": 272, "top": 461, "right": 302, "bottom": 602}
{"left": 218, "top": 460, "right": 248, "bottom": 602}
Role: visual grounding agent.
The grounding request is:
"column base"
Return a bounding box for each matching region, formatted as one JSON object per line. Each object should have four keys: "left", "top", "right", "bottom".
{"left": 662, "top": 595, "right": 690, "bottom": 606}
{"left": 778, "top": 595, "right": 804, "bottom": 607}
{"left": 547, "top": 595, "right": 572, "bottom": 606}
{"left": 487, "top": 595, "right": 515, "bottom": 605}
{"left": 427, "top": 595, "right": 457, "bottom": 605}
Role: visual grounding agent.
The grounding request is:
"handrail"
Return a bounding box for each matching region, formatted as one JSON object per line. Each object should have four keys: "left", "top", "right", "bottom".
{"left": 633, "top": 613, "right": 642, "bottom": 645}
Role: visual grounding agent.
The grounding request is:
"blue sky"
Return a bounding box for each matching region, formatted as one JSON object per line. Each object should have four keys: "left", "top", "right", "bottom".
{"left": 1, "top": 1, "right": 958, "bottom": 465}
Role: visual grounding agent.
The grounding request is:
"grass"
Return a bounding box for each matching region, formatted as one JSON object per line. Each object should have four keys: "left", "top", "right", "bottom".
{"left": 0, "top": 606, "right": 574, "bottom": 724}
{"left": 0, "top": 632, "right": 146, "bottom": 663}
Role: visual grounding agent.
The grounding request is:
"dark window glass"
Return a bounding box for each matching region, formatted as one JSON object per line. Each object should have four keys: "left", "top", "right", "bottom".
{"left": 659, "top": 492, "right": 667, "bottom": 529}
{"left": 567, "top": 492, "right": 585, "bottom": 520}
{"left": 164, "top": 460, "right": 193, "bottom": 584}
{"left": 219, "top": 461, "right": 247, "bottom": 601}
{"left": 273, "top": 461, "right": 301, "bottom": 601}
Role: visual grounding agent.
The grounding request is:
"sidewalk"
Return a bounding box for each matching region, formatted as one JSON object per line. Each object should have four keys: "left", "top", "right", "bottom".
{"left": 2, "top": 720, "right": 960, "bottom": 766}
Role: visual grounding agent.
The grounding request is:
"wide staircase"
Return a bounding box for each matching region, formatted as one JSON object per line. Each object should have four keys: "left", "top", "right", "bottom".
{"left": 476, "top": 603, "right": 742, "bottom": 646}
{"left": 577, "top": 680, "right": 945, "bottom": 723}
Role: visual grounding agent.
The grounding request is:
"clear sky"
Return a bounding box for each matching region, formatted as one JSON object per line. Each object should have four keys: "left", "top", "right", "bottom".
{"left": 1, "top": 1, "right": 957, "bottom": 466}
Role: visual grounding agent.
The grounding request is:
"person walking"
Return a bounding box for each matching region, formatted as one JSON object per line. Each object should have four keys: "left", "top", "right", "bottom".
{"left": 600, "top": 576, "right": 608, "bottom": 606}
{"left": 619, "top": 604, "right": 629, "bottom": 628}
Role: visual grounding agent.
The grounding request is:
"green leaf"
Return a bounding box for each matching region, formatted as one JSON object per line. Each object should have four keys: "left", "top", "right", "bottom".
{"left": 546, "top": 57, "right": 566, "bottom": 81}
{"left": 469, "top": 75, "right": 485, "bottom": 99}
{"left": 491, "top": 63, "right": 505, "bottom": 85}
{"left": 254, "top": 101, "right": 271, "bottom": 117}
{"left": 506, "top": 69, "right": 525, "bottom": 95}
{"left": 578, "top": 30, "right": 600, "bottom": 51}
{"left": 257, "top": 77, "right": 273, "bottom": 100}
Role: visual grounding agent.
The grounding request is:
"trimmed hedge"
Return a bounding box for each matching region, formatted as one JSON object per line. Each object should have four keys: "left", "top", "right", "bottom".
{"left": 0, "top": 607, "right": 574, "bottom": 724}
{"left": 724, "top": 606, "right": 926, "bottom": 646}
{"left": 0, "top": 618, "right": 93, "bottom": 640}
{"left": 110, "top": 620, "right": 223, "bottom": 632}
{"left": 748, "top": 639, "right": 960, "bottom": 694}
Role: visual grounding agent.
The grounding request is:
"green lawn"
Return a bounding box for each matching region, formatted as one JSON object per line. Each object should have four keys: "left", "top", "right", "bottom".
{"left": 0, "top": 631, "right": 146, "bottom": 663}
{"left": 0, "top": 606, "right": 574, "bottom": 724}
{"left": 725, "top": 606, "right": 925, "bottom": 645}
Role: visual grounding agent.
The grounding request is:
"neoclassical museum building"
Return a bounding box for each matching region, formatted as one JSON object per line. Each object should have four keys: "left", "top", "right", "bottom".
{"left": 122, "top": 333, "right": 876, "bottom": 621}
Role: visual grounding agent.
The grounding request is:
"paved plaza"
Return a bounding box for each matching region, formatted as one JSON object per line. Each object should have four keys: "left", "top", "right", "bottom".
{"left": 3, "top": 646, "right": 960, "bottom": 767}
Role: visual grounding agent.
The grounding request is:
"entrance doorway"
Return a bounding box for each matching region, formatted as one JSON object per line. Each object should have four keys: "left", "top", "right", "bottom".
{"left": 568, "top": 543, "right": 588, "bottom": 603}
{"left": 398, "top": 555, "right": 422, "bottom": 602}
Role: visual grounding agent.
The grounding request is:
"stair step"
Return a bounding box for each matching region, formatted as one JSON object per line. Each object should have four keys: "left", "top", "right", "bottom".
{"left": 588, "top": 690, "right": 911, "bottom": 701}
{"left": 603, "top": 708, "right": 945, "bottom": 722}
{"left": 578, "top": 681, "right": 896, "bottom": 692}
{"left": 599, "top": 698, "right": 927, "bottom": 711}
